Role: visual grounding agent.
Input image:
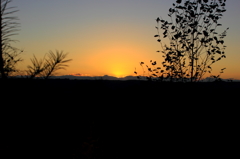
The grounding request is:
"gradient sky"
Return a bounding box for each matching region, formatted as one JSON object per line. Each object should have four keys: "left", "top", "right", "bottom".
{"left": 8, "top": 0, "right": 240, "bottom": 79}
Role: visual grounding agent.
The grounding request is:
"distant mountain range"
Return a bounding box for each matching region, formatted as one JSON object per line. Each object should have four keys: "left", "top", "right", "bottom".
{"left": 12, "top": 75, "right": 140, "bottom": 80}
{"left": 10, "top": 75, "right": 240, "bottom": 82}
{"left": 52, "top": 75, "right": 139, "bottom": 80}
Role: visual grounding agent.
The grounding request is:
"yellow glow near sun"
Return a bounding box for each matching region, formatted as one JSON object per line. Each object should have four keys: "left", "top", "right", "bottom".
{"left": 108, "top": 59, "right": 132, "bottom": 78}
{"left": 84, "top": 40, "right": 154, "bottom": 77}
{"left": 112, "top": 71, "right": 125, "bottom": 78}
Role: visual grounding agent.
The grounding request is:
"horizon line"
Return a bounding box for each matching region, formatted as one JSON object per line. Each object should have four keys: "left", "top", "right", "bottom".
{"left": 9, "top": 74, "right": 240, "bottom": 81}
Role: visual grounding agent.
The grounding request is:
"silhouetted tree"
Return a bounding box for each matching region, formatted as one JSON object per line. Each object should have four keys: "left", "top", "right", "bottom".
{"left": 27, "top": 50, "right": 72, "bottom": 79}
{"left": 136, "top": 0, "right": 228, "bottom": 82}
{"left": 1, "top": 0, "right": 22, "bottom": 78}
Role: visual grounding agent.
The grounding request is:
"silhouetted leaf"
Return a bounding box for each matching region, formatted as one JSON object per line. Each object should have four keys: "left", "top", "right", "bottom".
{"left": 152, "top": 61, "right": 157, "bottom": 65}
{"left": 207, "top": 66, "right": 212, "bottom": 70}
{"left": 176, "top": 0, "right": 182, "bottom": 4}
{"left": 163, "top": 30, "right": 167, "bottom": 35}
{"left": 208, "top": 38, "right": 213, "bottom": 42}
{"left": 210, "top": 29, "right": 215, "bottom": 33}
{"left": 176, "top": 6, "right": 186, "bottom": 10}
{"left": 174, "top": 34, "right": 179, "bottom": 39}
{"left": 216, "top": 14, "right": 223, "bottom": 16}
{"left": 154, "top": 35, "right": 159, "bottom": 37}
{"left": 190, "top": 10, "right": 195, "bottom": 17}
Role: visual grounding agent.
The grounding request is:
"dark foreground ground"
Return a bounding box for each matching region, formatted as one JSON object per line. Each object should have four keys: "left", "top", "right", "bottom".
{"left": 1, "top": 79, "right": 239, "bottom": 158}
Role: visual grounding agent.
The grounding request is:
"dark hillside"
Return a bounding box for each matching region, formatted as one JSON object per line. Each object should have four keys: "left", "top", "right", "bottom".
{"left": 1, "top": 79, "right": 239, "bottom": 158}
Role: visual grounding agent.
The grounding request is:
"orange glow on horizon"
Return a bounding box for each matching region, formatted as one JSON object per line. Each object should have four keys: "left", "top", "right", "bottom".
{"left": 80, "top": 41, "right": 154, "bottom": 78}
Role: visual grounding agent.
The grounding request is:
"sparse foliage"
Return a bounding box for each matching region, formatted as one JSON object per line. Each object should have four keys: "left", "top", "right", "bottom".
{"left": 2, "top": 45, "right": 23, "bottom": 76}
{"left": 26, "top": 54, "right": 48, "bottom": 79}
{"left": 210, "top": 67, "right": 226, "bottom": 82}
{"left": 136, "top": 0, "right": 228, "bottom": 82}
{"left": 42, "top": 50, "right": 72, "bottom": 79}
{"left": 27, "top": 50, "right": 72, "bottom": 79}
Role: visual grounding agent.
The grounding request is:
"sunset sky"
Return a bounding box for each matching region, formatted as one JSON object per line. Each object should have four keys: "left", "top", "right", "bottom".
{"left": 9, "top": 0, "right": 240, "bottom": 79}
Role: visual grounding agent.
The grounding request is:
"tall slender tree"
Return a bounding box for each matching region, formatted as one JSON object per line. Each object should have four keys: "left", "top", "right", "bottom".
{"left": 136, "top": 0, "right": 228, "bottom": 82}
{"left": 156, "top": 0, "right": 228, "bottom": 82}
